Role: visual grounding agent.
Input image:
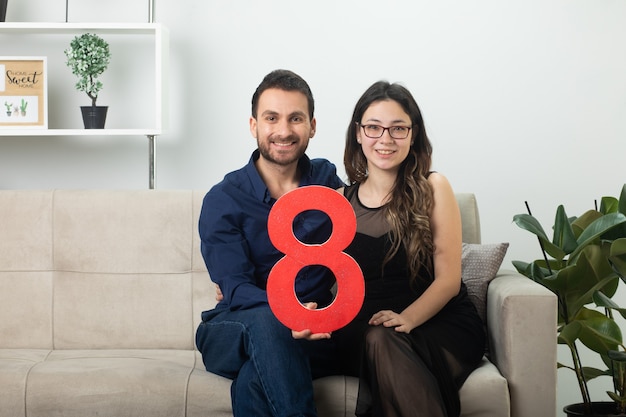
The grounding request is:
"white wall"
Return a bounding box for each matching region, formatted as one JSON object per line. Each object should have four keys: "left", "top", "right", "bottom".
{"left": 2, "top": 0, "right": 626, "bottom": 414}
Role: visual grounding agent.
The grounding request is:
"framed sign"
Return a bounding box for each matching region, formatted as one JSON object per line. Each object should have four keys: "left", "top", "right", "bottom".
{"left": 0, "top": 57, "right": 48, "bottom": 129}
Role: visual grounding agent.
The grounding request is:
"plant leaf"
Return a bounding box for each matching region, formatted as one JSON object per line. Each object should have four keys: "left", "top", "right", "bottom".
{"left": 582, "top": 366, "right": 610, "bottom": 381}
{"left": 553, "top": 205, "right": 578, "bottom": 255}
{"left": 512, "top": 259, "right": 554, "bottom": 281}
{"left": 572, "top": 212, "right": 626, "bottom": 260}
{"left": 609, "top": 238, "right": 626, "bottom": 281}
{"left": 619, "top": 184, "right": 626, "bottom": 216}
{"left": 594, "top": 291, "right": 626, "bottom": 320}
{"left": 513, "top": 213, "right": 566, "bottom": 260}
{"left": 571, "top": 210, "right": 602, "bottom": 239}
{"left": 576, "top": 309, "right": 622, "bottom": 354}
{"left": 608, "top": 350, "right": 626, "bottom": 362}
{"left": 547, "top": 246, "right": 618, "bottom": 322}
{"left": 601, "top": 196, "right": 619, "bottom": 215}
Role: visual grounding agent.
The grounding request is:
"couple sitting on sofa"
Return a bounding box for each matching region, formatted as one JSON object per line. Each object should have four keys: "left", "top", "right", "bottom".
{"left": 195, "top": 69, "right": 485, "bottom": 417}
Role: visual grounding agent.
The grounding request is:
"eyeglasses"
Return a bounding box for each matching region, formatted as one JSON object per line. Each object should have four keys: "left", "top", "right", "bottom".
{"left": 358, "top": 123, "right": 412, "bottom": 139}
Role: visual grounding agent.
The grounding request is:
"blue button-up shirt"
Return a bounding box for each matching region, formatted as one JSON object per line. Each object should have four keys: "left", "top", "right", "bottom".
{"left": 199, "top": 150, "right": 345, "bottom": 312}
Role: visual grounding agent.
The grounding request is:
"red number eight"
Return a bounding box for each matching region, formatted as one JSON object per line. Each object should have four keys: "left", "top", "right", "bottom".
{"left": 267, "top": 185, "right": 364, "bottom": 333}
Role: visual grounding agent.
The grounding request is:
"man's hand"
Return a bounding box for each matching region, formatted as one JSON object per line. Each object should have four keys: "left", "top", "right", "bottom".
{"left": 291, "top": 302, "right": 331, "bottom": 340}
{"left": 215, "top": 283, "right": 224, "bottom": 302}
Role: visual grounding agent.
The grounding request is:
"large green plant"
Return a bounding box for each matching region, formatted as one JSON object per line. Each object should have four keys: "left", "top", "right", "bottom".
{"left": 513, "top": 184, "right": 626, "bottom": 414}
{"left": 64, "top": 33, "right": 111, "bottom": 107}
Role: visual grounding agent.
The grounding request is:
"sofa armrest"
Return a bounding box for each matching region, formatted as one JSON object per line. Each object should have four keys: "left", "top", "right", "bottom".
{"left": 486, "top": 269, "right": 557, "bottom": 417}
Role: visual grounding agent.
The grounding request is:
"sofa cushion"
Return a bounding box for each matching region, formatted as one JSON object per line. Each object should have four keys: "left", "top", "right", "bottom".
{"left": 459, "top": 357, "right": 510, "bottom": 416}
{"left": 462, "top": 242, "right": 509, "bottom": 323}
{"left": 53, "top": 271, "right": 194, "bottom": 350}
{"left": 24, "top": 350, "right": 198, "bottom": 417}
{"left": 0, "top": 272, "right": 53, "bottom": 349}
{"left": 185, "top": 357, "right": 509, "bottom": 417}
{"left": 53, "top": 190, "right": 193, "bottom": 274}
{"left": 186, "top": 355, "right": 233, "bottom": 417}
{"left": 0, "top": 191, "right": 54, "bottom": 271}
{"left": 313, "top": 375, "right": 359, "bottom": 417}
{"left": 0, "top": 349, "right": 51, "bottom": 417}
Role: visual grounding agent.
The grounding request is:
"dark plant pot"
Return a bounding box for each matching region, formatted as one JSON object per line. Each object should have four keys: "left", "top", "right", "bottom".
{"left": 564, "top": 402, "right": 626, "bottom": 417}
{"left": 0, "top": 0, "right": 7, "bottom": 22}
{"left": 80, "top": 106, "right": 108, "bottom": 129}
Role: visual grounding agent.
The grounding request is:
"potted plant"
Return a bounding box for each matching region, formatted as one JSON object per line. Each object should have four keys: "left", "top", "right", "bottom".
{"left": 4, "top": 101, "right": 12, "bottom": 117}
{"left": 64, "top": 33, "right": 111, "bottom": 129}
{"left": 19, "top": 98, "right": 27, "bottom": 116}
{"left": 513, "top": 184, "right": 626, "bottom": 416}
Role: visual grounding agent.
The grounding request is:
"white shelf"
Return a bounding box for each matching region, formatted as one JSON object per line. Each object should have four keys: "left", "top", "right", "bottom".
{"left": 0, "top": 22, "right": 163, "bottom": 33}
{"left": 0, "top": 22, "right": 169, "bottom": 132}
{"left": 0, "top": 22, "right": 169, "bottom": 188}
{"left": 0, "top": 129, "right": 161, "bottom": 136}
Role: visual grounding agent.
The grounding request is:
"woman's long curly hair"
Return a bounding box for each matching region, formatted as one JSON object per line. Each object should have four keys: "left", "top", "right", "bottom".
{"left": 344, "top": 81, "right": 434, "bottom": 283}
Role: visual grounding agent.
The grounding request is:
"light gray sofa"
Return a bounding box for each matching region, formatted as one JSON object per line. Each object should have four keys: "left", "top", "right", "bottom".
{"left": 0, "top": 189, "right": 557, "bottom": 417}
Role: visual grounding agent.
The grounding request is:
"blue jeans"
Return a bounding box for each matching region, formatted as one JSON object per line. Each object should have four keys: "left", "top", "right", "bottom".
{"left": 196, "top": 306, "right": 339, "bottom": 417}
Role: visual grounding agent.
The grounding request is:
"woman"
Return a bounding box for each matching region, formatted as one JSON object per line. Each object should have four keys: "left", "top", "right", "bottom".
{"left": 338, "top": 81, "right": 485, "bottom": 417}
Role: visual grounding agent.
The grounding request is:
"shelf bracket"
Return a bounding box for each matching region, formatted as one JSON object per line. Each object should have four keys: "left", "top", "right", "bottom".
{"left": 149, "top": 0, "right": 155, "bottom": 23}
{"left": 148, "top": 134, "right": 156, "bottom": 189}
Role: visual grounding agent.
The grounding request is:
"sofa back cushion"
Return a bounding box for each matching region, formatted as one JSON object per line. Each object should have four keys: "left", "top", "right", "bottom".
{"left": 0, "top": 190, "right": 210, "bottom": 350}
{"left": 456, "top": 193, "right": 481, "bottom": 244}
{"left": 0, "top": 190, "right": 481, "bottom": 350}
{"left": 0, "top": 191, "right": 55, "bottom": 349}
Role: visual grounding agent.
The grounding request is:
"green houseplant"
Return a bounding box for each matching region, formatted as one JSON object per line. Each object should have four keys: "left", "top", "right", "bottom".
{"left": 19, "top": 98, "right": 27, "bottom": 116}
{"left": 64, "top": 33, "right": 111, "bottom": 129}
{"left": 513, "top": 184, "right": 626, "bottom": 416}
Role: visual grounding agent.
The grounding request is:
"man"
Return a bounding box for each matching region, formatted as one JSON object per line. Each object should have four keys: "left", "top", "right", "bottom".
{"left": 196, "top": 69, "right": 345, "bottom": 417}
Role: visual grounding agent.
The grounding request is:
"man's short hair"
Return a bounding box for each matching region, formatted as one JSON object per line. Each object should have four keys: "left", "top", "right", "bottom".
{"left": 251, "top": 69, "right": 315, "bottom": 120}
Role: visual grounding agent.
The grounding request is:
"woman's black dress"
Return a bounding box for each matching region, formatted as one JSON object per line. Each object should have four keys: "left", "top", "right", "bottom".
{"left": 335, "top": 184, "right": 485, "bottom": 417}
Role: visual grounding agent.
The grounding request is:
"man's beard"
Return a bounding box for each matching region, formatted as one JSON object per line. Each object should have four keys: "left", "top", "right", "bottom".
{"left": 257, "top": 135, "right": 307, "bottom": 166}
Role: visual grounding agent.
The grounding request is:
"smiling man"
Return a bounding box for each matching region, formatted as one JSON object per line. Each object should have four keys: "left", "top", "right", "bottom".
{"left": 195, "top": 69, "right": 345, "bottom": 417}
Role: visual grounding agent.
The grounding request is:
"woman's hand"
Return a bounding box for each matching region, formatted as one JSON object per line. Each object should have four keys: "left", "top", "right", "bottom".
{"left": 369, "top": 310, "right": 417, "bottom": 334}
{"left": 291, "top": 302, "right": 332, "bottom": 340}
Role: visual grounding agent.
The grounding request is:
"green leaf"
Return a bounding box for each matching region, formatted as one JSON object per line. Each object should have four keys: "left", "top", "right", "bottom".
{"left": 572, "top": 210, "right": 602, "bottom": 239}
{"left": 619, "top": 184, "right": 626, "bottom": 216}
{"left": 513, "top": 213, "right": 566, "bottom": 261}
{"left": 512, "top": 259, "right": 555, "bottom": 282}
{"left": 594, "top": 291, "right": 626, "bottom": 320}
{"left": 553, "top": 205, "right": 578, "bottom": 255}
{"left": 572, "top": 213, "right": 626, "bottom": 260}
{"left": 546, "top": 246, "right": 617, "bottom": 322}
{"left": 513, "top": 213, "right": 549, "bottom": 239}
{"left": 557, "top": 363, "right": 609, "bottom": 383}
{"left": 601, "top": 196, "right": 619, "bottom": 215}
{"left": 593, "top": 291, "right": 618, "bottom": 308}
{"left": 607, "top": 391, "right": 622, "bottom": 403}
{"left": 608, "top": 350, "right": 626, "bottom": 362}
{"left": 582, "top": 366, "right": 610, "bottom": 381}
{"left": 610, "top": 238, "right": 626, "bottom": 281}
{"left": 559, "top": 320, "right": 582, "bottom": 347}
{"left": 575, "top": 309, "right": 622, "bottom": 354}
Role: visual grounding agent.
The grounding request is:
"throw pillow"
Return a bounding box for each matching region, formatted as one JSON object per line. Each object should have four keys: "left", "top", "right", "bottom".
{"left": 461, "top": 242, "right": 509, "bottom": 324}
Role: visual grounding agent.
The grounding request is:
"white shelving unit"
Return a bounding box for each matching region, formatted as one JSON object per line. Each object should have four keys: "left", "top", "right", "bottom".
{"left": 0, "top": 22, "right": 169, "bottom": 189}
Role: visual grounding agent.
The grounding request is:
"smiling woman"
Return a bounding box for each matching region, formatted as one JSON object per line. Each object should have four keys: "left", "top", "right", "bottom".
{"left": 337, "top": 80, "right": 484, "bottom": 417}
{"left": 355, "top": 99, "right": 414, "bottom": 185}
